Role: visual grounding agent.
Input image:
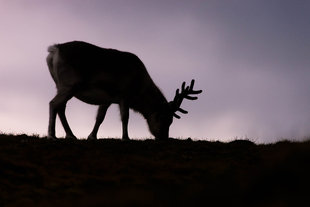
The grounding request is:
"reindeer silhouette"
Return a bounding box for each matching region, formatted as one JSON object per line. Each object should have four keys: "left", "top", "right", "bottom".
{"left": 46, "top": 41, "right": 202, "bottom": 140}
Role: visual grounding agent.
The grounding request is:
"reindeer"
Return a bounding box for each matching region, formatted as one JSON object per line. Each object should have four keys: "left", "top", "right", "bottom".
{"left": 46, "top": 41, "right": 202, "bottom": 140}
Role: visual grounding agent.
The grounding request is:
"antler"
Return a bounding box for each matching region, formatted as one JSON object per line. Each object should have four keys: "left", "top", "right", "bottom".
{"left": 170, "top": 79, "right": 202, "bottom": 119}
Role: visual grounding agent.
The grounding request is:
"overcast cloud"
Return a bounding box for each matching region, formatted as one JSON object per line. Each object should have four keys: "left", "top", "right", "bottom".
{"left": 0, "top": 0, "right": 309, "bottom": 143}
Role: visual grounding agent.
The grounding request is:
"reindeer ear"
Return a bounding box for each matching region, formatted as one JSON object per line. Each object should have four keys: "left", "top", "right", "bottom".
{"left": 169, "top": 101, "right": 179, "bottom": 119}
{"left": 168, "top": 101, "right": 176, "bottom": 109}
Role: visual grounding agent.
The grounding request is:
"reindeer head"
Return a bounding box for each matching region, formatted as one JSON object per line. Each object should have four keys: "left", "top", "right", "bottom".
{"left": 148, "top": 79, "right": 202, "bottom": 140}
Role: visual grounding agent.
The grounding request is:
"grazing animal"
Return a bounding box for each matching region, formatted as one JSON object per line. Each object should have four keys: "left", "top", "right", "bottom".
{"left": 46, "top": 41, "right": 202, "bottom": 140}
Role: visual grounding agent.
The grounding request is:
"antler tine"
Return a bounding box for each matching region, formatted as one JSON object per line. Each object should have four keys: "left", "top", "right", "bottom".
{"left": 182, "top": 81, "right": 186, "bottom": 91}
{"left": 190, "top": 79, "right": 195, "bottom": 90}
{"left": 189, "top": 79, "right": 203, "bottom": 94}
{"left": 182, "top": 79, "right": 202, "bottom": 100}
{"left": 170, "top": 79, "right": 202, "bottom": 119}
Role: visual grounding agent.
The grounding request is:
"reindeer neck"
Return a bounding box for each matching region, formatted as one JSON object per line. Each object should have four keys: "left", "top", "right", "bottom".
{"left": 130, "top": 81, "right": 168, "bottom": 119}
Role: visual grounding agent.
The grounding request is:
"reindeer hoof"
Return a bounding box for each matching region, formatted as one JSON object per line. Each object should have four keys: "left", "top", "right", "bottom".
{"left": 122, "top": 136, "right": 130, "bottom": 141}
{"left": 65, "top": 135, "right": 77, "bottom": 140}
{"left": 87, "top": 135, "right": 97, "bottom": 140}
{"left": 47, "top": 135, "right": 58, "bottom": 140}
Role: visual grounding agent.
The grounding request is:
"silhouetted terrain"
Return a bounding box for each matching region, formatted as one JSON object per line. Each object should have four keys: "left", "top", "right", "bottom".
{"left": 0, "top": 134, "right": 309, "bottom": 207}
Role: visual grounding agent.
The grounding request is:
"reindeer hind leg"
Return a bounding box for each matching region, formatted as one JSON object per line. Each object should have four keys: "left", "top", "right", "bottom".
{"left": 48, "top": 88, "right": 74, "bottom": 139}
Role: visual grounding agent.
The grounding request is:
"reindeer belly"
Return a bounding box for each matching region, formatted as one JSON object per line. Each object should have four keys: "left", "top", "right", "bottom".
{"left": 74, "top": 87, "right": 120, "bottom": 105}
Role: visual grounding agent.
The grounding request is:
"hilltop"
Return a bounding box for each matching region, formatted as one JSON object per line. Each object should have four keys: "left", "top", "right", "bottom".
{"left": 0, "top": 134, "right": 309, "bottom": 206}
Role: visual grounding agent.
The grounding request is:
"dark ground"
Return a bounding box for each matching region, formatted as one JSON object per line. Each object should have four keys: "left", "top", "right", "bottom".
{"left": 0, "top": 134, "right": 310, "bottom": 207}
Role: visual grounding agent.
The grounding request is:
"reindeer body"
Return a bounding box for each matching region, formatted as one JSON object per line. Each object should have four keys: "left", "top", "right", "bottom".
{"left": 46, "top": 41, "right": 201, "bottom": 140}
{"left": 48, "top": 41, "right": 166, "bottom": 113}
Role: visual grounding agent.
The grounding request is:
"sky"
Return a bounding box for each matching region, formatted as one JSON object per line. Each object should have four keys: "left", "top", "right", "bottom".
{"left": 0, "top": 0, "right": 309, "bottom": 143}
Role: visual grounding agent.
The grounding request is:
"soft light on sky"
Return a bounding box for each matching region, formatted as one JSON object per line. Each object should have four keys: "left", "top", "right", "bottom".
{"left": 0, "top": 0, "right": 309, "bottom": 143}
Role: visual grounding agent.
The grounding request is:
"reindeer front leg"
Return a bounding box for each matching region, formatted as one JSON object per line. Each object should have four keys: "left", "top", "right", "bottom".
{"left": 88, "top": 103, "right": 111, "bottom": 140}
{"left": 119, "top": 101, "right": 130, "bottom": 140}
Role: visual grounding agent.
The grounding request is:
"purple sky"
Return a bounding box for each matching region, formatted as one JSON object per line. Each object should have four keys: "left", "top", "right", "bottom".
{"left": 0, "top": 0, "right": 309, "bottom": 143}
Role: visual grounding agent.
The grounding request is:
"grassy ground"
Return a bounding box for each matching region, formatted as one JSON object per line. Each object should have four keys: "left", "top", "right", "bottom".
{"left": 0, "top": 134, "right": 310, "bottom": 207}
